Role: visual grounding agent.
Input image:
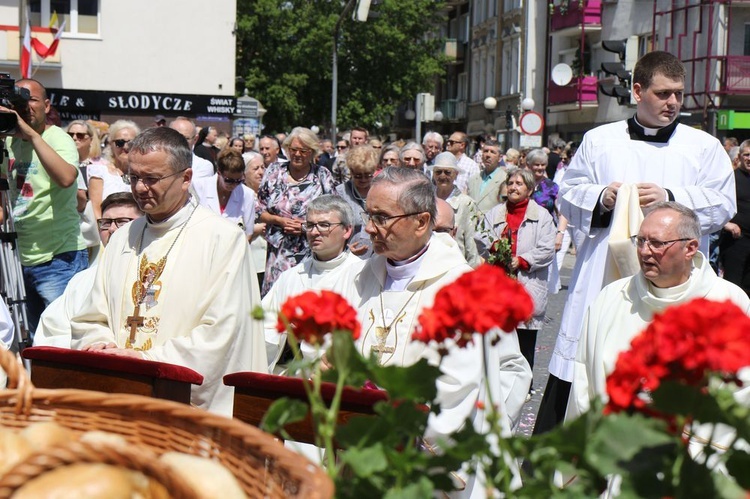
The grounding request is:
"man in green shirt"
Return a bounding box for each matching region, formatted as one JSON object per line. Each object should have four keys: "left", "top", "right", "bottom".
{"left": 1, "top": 78, "right": 87, "bottom": 335}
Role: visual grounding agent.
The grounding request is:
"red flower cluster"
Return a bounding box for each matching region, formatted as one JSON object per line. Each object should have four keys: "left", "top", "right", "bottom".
{"left": 605, "top": 298, "right": 750, "bottom": 414}
{"left": 277, "top": 290, "right": 361, "bottom": 345}
{"left": 412, "top": 264, "right": 533, "bottom": 347}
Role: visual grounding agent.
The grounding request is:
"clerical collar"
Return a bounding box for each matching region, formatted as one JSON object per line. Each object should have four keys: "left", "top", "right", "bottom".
{"left": 648, "top": 266, "right": 696, "bottom": 298}
{"left": 146, "top": 198, "right": 195, "bottom": 233}
{"left": 627, "top": 115, "right": 679, "bottom": 143}
{"left": 311, "top": 251, "right": 349, "bottom": 272}
{"left": 384, "top": 244, "right": 430, "bottom": 291}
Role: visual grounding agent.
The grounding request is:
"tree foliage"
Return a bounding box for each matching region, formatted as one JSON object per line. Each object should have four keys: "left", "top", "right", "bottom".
{"left": 236, "top": 0, "right": 446, "bottom": 134}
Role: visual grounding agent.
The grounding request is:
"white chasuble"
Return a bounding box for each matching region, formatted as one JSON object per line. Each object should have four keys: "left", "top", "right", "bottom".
{"left": 71, "top": 201, "right": 268, "bottom": 416}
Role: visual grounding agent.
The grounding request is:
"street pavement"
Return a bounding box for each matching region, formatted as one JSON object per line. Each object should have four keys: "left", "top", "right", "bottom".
{"left": 515, "top": 251, "right": 575, "bottom": 437}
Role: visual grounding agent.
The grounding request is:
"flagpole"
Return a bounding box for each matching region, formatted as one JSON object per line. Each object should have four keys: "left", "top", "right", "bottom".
{"left": 18, "top": 0, "right": 25, "bottom": 63}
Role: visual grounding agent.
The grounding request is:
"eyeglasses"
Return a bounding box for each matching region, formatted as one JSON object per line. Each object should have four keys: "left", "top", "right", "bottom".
{"left": 434, "top": 226, "right": 454, "bottom": 234}
{"left": 221, "top": 175, "right": 245, "bottom": 185}
{"left": 352, "top": 173, "right": 374, "bottom": 180}
{"left": 446, "top": 140, "right": 461, "bottom": 146}
{"left": 68, "top": 132, "right": 90, "bottom": 141}
{"left": 336, "top": 145, "right": 348, "bottom": 150}
{"left": 632, "top": 236, "right": 691, "bottom": 252}
{"left": 113, "top": 139, "right": 131, "bottom": 148}
{"left": 123, "top": 169, "right": 187, "bottom": 187}
{"left": 97, "top": 217, "right": 135, "bottom": 230}
{"left": 289, "top": 147, "right": 312, "bottom": 155}
{"left": 301, "top": 221, "right": 344, "bottom": 234}
{"left": 361, "top": 210, "right": 424, "bottom": 228}
{"left": 433, "top": 169, "right": 455, "bottom": 177}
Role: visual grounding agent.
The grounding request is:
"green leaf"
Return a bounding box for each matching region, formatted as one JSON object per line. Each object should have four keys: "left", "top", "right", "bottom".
{"left": 585, "top": 412, "right": 675, "bottom": 476}
{"left": 338, "top": 443, "right": 388, "bottom": 477}
{"left": 383, "top": 476, "right": 434, "bottom": 499}
{"left": 370, "top": 358, "right": 441, "bottom": 402}
{"left": 260, "top": 397, "right": 308, "bottom": 434}
{"left": 725, "top": 449, "right": 750, "bottom": 490}
{"left": 250, "top": 305, "right": 265, "bottom": 321}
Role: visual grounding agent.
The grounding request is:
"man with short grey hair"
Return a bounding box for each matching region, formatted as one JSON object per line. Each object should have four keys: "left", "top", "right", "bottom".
{"left": 262, "top": 194, "right": 361, "bottom": 372}
{"left": 566, "top": 202, "right": 749, "bottom": 467}
{"left": 467, "top": 139, "right": 507, "bottom": 215}
{"left": 422, "top": 131, "right": 443, "bottom": 166}
{"left": 71, "top": 127, "right": 267, "bottom": 415}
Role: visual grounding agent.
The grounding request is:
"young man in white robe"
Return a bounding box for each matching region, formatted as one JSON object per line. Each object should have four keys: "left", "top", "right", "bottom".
{"left": 337, "top": 167, "right": 532, "bottom": 497}
{"left": 566, "top": 202, "right": 750, "bottom": 484}
{"left": 35, "top": 193, "right": 144, "bottom": 348}
{"left": 538, "top": 51, "right": 737, "bottom": 433}
{"left": 262, "top": 194, "right": 361, "bottom": 372}
{"left": 70, "top": 127, "right": 267, "bottom": 416}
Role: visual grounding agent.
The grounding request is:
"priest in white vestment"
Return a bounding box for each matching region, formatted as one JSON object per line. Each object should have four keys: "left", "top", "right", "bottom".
{"left": 337, "top": 167, "right": 531, "bottom": 498}
{"left": 35, "top": 193, "right": 144, "bottom": 348}
{"left": 538, "top": 51, "right": 737, "bottom": 433}
{"left": 71, "top": 127, "right": 267, "bottom": 416}
{"left": 263, "top": 194, "right": 361, "bottom": 372}
{"left": 566, "top": 203, "right": 750, "bottom": 470}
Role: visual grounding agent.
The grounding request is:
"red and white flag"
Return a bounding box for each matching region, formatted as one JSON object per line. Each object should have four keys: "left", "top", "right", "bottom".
{"left": 20, "top": 14, "right": 32, "bottom": 78}
{"left": 31, "top": 13, "right": 66, "bottom": 59}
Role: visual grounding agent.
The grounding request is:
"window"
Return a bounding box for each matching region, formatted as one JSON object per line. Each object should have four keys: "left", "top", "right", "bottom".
{"left": 745, "top": 25, "right": 750, "bottom": 56}
{"left": 458, "top": 73, "right": 468, "bottom": 100}
{"left": 30, "top": 0, "right": 99, "bottom": 36}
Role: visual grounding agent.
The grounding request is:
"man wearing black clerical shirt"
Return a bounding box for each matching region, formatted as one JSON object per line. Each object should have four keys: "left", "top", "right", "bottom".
{"left": 720, "top": 139, "right": 750, "bottom": 297}
{"left": 534, "top": 50, "right": 737, "bottom": 434}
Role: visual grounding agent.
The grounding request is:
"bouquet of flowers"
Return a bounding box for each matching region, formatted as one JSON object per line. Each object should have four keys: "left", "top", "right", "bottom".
{"left": 259, "top": 268, "right": 750, "bottom": 498}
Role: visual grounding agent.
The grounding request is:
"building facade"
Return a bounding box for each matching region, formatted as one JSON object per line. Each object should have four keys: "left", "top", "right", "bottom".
{"left": 0, "top": 0, "right": 237, "bottom": 131}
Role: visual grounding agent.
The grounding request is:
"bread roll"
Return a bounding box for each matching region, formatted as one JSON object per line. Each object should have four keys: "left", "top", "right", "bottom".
{"left": 11, "top": 463, "right": 169, "bottom": 499}
{"left": 160, "top": 452, "right": 246, "bottom": 499}
{"left": 80, "top": 430, "right": 129, "bottom": 448}
{"left": 0, "top": 428, "right": 32, "bottom": 475}
{"left": 20, "top": 422, "right": 73, "bottom": 451}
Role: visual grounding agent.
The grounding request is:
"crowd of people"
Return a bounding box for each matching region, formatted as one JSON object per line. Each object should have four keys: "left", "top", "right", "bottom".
{"left": 1, "top": 49, "right": 747, "bottom": 496}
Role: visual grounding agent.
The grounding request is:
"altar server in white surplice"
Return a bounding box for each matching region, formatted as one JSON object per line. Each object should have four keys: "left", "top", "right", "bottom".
{"left": 71, "top": 127, "right": 267, "bottom": 416}
{"left": 263, "top": 195, "right": 362, "bottom": 372}
{"left": 566, "top": 203, "right": 750, "bottom": 486}
{"left": 35, "top": 193, "right": 144, "bottom": 348}
{"left": 337, "top": 168, "right": 531, "bottom": 498}
{"left": 538, "top": 51, "right": 737, "bottom": 433}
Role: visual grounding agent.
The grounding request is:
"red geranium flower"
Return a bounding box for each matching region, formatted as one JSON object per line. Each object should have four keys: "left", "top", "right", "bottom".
{"left": 605, "top": 299, "right": 750, "bottom": 415}
{"left": 277, "top": 290, "right": 361, "bottom": 345}
{"left": 412, "top": 264, "right": 533, "bottom": 347}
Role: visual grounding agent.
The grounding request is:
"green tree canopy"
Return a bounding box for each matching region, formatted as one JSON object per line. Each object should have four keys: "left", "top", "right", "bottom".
{"left": 236, "top": 0, "right": 446, "bottom": 135}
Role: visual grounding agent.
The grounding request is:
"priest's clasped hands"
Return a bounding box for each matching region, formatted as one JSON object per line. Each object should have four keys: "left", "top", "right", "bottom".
{"left": 602, "top": 182, "right": 669, "bottom": 211}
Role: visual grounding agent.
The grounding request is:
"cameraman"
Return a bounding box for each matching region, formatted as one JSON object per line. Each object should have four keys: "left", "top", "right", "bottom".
{"left": 1, "top": 78, "right": 86, "bottom": 335}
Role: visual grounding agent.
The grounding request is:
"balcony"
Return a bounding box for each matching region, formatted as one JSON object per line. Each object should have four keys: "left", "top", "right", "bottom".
{"left": 548, "top": 75, "right": 598, "bottom": 106}
{"left": 439, "top": 99, "right": 467, "bottom": 120}
{"left": 444, "top": 39, "right": 466, "bottom": 63}
{"left": 0, "top": 25, "right": 61, "bottom": 67}
{"left": 550, "top": 0, "right": 602, "bottom": 32}
{"left": 724, "top": 56, "right": 750, "bottom": 93}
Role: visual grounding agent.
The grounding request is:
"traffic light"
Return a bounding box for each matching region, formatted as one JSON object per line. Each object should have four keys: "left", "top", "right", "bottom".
{"left": 599, "top": 36, "right": 638, "bottom": 105}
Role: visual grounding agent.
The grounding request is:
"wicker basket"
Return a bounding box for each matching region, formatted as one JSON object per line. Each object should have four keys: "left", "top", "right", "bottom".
{"left": 0, "top": 349, "right": 333, "bottom": 498}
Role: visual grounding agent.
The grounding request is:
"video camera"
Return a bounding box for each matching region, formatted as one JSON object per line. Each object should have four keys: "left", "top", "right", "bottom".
{"left": 0, "top": 74, "right": 30, "bottom": 135}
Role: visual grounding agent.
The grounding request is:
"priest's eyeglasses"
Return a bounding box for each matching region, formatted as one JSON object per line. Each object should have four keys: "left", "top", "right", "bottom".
{"left": 123, "top": 169, "right": 188, "bottom": 187}
{"left": 301, "top": 222, "right": 344, "bottom": 234}
{"left": 97, "top": 217, "right": 135, "bottom": 230}
{"left": 361, "top": 211, "right": 424, "bottom": 228}
{"left": 632, "top": 236, "right": 691, "bottom": 252}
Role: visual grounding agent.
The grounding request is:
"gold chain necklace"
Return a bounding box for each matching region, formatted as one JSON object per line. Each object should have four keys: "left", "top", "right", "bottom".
{"left": 370, "top": 282, "right": 426, "bottom": 364}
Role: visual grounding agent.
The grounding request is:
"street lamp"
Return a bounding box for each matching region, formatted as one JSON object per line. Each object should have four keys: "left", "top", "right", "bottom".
{"left": 331, "top": 0, "right": 371, "bottom": 142}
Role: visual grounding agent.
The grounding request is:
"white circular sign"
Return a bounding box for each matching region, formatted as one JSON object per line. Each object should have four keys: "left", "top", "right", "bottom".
{"left": 551, "top": 63, "right": 573, "bottom": 86}
{"left": 519, "top": 111, "right": 544, "bottom": 136}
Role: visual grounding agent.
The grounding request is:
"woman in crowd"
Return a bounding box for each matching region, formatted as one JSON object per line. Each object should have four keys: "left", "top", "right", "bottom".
{"left": 476, "top": 168, "right": 556, "bottom": 377}
{"left": 193, "top": 149, "right": 256, "bottom": 240}
{"left": 504, "top": 148, "right": 520, "bottom": 167}
{"left": 432, "top": 152, "right": 480, "bottom": 267}
{"left": 336, "top": 144, "right": 378, "bottom": 257}
{"left": 257, "top": 127, "right": 334, "bottom": 295}
{"left": 526, "top": 148, "right": 558, "bottom": 217}
{"left": 379, "top": 144, "right": 401, "bottom": 170}
{"left": 194, "top": 126, "right": 219, "bottom": 167}
{"left": 227, "top": 137, "right": 245, "bottom": 154}
{"left": 88, "top": 119, "right": 139, "bottom": 220}
{"left": 244, "top": 151, "right": 268, "bottom": 288}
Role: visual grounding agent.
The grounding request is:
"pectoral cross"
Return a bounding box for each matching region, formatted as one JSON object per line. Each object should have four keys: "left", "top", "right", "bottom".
{"left": 372, "top": 326, "right": 395, "bottom": 364}
{"left": 126, "top": 305, "right": 145, "bottom": 344}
